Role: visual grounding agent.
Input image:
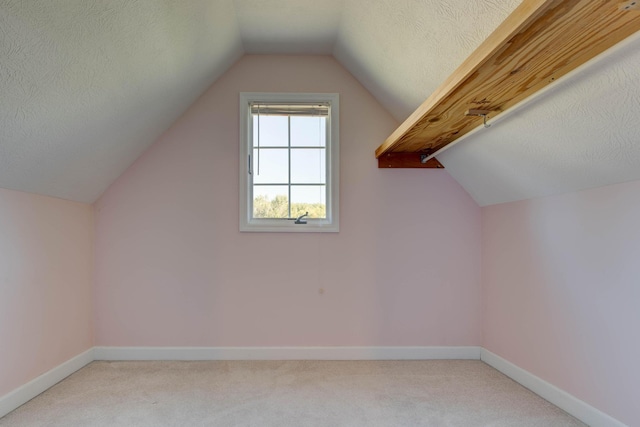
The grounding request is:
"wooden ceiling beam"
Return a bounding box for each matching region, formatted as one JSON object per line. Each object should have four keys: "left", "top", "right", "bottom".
{"left": 375, "top": 0, "right": 640, "bottom": 160}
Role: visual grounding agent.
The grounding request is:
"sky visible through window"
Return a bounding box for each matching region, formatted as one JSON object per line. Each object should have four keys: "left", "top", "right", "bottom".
{"left": 252, "top": 114, "right": 327, "bottom": 218}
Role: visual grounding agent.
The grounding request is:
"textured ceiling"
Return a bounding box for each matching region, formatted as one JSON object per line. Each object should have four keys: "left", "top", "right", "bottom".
{"left": 0, "top": 0, "right": 242, "bottom": 202}
{"left": 334, "top": 0, "right": 522, "bottom": 121}
{"left": 2, "top": 0, "right": 640, "bottom": 205}
{"left": 438, "top": 31, "right": 640, "bottom": 206}
{"left": 236, "top": 0, "right": 344, "bottom": 54}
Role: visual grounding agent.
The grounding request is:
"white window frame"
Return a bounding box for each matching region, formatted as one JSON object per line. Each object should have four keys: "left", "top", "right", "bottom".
{"left": 239, "top": 92, "right": 339, "bottom": 232}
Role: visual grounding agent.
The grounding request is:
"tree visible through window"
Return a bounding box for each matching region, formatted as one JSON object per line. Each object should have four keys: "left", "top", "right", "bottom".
{"left": 240, "top": 93, "right": 339, "bottom": 232}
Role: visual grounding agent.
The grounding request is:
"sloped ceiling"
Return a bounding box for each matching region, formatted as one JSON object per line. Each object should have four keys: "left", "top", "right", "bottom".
{"left": 438, "top": 32, "right": 640, "bottom": 206}
{"left": 334, "top": 0, "right": 521, "bottom": 122}
{"left": 236, "top": 0, "right": 344, "bottom": 54}
{"left": 1, "top": 0, "right": 242, "bottom": 202}
{"left": 2, "top": 0, "right": 639, "bottom": 206}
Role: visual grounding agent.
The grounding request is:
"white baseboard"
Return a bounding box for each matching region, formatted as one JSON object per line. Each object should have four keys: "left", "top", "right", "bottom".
{"left": 1, "top": 346, "right": 626, "bottom": 427}
{"left": 481, "top": 349, "right": 626, "bottom": 427}
{"left": 93, "top": 346, "right": 482, "bottom": 361}
{"left": 0, "top": 348, "right": 94, "bottom": 419}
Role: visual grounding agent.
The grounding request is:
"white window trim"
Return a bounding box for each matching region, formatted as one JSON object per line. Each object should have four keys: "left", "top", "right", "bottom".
{"left": 239, "top": 92, "right": 339, "bottom": 232}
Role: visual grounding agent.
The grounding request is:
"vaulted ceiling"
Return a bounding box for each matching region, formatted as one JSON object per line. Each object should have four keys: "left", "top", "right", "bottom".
{"left": 2, "top": 0, "right": 639, "bottom": 205}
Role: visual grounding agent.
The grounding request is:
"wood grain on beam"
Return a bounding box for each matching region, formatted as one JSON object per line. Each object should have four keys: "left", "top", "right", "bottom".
{"left": 377, "top": 153, "right": 444, "bottom": 169}
{"left": 375, "top": 0, "right": 640, "bottom": 158}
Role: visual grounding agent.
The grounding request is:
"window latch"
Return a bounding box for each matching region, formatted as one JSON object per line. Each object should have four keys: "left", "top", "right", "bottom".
{"left": 294, "top": 212, "right": 309, "bottom": 224}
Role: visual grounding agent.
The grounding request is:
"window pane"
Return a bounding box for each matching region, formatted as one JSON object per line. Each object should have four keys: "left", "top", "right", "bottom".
{"left": 291, "top": 149, "right": 325, "bottom": 184}
{"left": 291, "top": 116, "right": 325, "bottom": 147}
{"left": 291, "top": 185, "right": 326, "bottom": 219}
{"left": 253, "top": 186, "right": 289, "bottom": 218}
{"left": 253, "top": 115, "right": 288, "bottom": 147}
{"left": 253, "top": 149, "right": 288, "bottom": 184}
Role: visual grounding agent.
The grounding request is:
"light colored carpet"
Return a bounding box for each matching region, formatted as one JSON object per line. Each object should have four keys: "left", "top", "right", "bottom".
{"left": 0, "top": 360, "right": 585, "bottom": 426}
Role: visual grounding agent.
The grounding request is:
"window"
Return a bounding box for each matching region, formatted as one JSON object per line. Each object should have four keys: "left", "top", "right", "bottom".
{"left": 239, "top": 93, "right": 339, "bottom": 232}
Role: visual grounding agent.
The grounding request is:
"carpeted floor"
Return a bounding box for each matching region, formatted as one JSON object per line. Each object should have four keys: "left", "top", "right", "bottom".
{"left": 0, "top": 360, "right": 585, "bottom": 426}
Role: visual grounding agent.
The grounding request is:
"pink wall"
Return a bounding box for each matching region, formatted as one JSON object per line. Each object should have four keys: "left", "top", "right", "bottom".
{"left": 94, "top": 55, "right": 482, "bottom": 347}
{"left": 0, "top": 189, "right": 93, "bottom": 397}
{"left": 482, "top": 180, "right": 640, "bottom": 426}
{"left": 4, "top": 53, "right": 633, "bottom": 424}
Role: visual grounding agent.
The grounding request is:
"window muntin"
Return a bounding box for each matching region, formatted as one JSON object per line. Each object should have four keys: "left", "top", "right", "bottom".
{"left": 252, "top": 113, "right": 327, "bottom": 219}
{"left": 239, "top": 93, "right": 339, "bottom": 232}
